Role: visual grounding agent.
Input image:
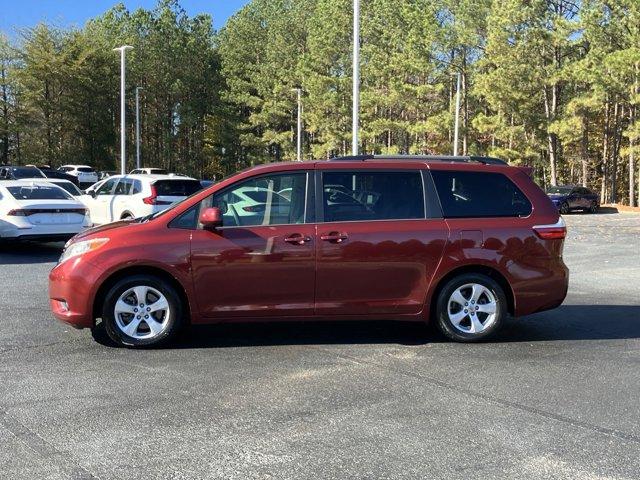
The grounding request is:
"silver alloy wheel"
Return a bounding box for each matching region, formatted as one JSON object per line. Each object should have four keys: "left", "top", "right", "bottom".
{"left": 447, "top": 283, "right": 498, "bottom": 334}
{"left": 114, "top": 285, "right": 170, "bottom": 340}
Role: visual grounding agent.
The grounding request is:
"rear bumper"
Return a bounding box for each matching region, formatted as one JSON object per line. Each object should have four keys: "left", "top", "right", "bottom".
{"left": 49, "top": 258, "right": 101, "bottom": 329}
{"left": 513, "top": 260, "right": 569, "bottom": 316}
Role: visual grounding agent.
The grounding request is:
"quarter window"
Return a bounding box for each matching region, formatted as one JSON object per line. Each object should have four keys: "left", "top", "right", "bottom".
{"left": 208, "top": 173, "right": 308, "bottom": 227}
{"left": 431, "top": 171, "right": 532, "bottom": 218}
{"left": 322, "top": 171, "right": 425, "bottom": 222}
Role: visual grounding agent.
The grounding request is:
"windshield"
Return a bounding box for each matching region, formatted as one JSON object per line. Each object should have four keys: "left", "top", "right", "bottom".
{"left": 12, "top": 168, "right": 46, "bottom": 179}
{"left": 547, "top": 186, "right": 573, "bottom": 194}
{"left": 56, "top": 182, "right": 83, "bottom": 196}
{"left": 7, "top": 185, "right": 73, "bottom": 200}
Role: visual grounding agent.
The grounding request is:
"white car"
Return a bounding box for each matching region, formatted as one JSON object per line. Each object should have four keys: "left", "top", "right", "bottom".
{"left": 217, "top": 187, "right": 291, "bottom": 221}
{"left": 58, "top": 165, "right": 99, "bottom": 187}
{"left": 0, "top": 181, "right": 89, "bottom": 242}
{"left": 129, "top": 167, "right": 169, "bottom": 175}
{"left": 83, "top": 174, "right": 202, "bottom": 225}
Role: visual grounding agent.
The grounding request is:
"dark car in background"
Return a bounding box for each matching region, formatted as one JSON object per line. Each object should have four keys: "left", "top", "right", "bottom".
{"left": 39, "top": 168, "right": 81, "bottom": 186}
{"left": 547, "top": 185, "right": 599, "bottom": 214}
{"left": 0, "top": 166, "right": 47, "bottom": 180}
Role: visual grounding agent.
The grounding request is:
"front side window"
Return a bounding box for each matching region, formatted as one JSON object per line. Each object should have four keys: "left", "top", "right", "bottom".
{"left": 96, "top": 178, "right": 117, "bottom": 196}
{"left": 431, "top": 170, "right": 532, "bottom": 218}
{"left": 208, "top": 172, "right": 307, "bottom": 227}
{"left": 113, "top": 179, "right": 133, "bottom": 195}
{"left": 322, "top": 171, "right": 425, "bottom": 222}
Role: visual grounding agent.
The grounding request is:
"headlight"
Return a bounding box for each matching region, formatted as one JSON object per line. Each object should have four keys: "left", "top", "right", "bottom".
{"left": 59, "top": 238, "right": 109, "bottom": 264}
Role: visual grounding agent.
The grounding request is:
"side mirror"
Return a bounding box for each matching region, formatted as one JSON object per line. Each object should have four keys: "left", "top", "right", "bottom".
{"left": 88, "top": 189, "right": 97, "bottom": 198}
{"left": 199, "top": 207, "right": 223, "bottom": 229}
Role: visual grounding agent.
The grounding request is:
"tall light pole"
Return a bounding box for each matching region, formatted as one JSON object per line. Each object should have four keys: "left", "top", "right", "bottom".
{"left": 293, "top": 87, "right": 302, "bottom": 161}
{"left": 114, "top": 46, "right": 133, "bottom": 175}
{"left": 135, "top": 86, "right": 143, "bottom": 170}
{"left": 352, "top": 0, "right": 360, "bottom": 156}
{"left": 453, "top": 71, "right": 461, "bottom": 156}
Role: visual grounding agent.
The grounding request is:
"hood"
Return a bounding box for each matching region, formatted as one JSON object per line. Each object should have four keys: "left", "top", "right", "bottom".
{"left": 72, "top": 220, "right": 134, "bottom": 241}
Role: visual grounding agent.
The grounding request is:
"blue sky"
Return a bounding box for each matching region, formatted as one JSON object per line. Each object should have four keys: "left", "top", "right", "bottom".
{"left": 0, "top": 0, "right": 250, "bottom": 35}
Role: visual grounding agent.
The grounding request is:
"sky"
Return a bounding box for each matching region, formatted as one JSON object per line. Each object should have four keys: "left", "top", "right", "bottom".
{"left": 0, "top": 0, "right": 250, "bottom": 35}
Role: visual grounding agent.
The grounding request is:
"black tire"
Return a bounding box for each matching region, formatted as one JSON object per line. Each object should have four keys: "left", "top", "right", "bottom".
{"left": 101, "top": 274, "right": 184, "bottom": 347}
{"left": 435, "top": 273, "right": 507, "bottom": 342}
{"left": 559, "top": 202, "right": 569, "bottom": 215}
{"left": 589, "top": 202, "right": 598, "bottom": 214}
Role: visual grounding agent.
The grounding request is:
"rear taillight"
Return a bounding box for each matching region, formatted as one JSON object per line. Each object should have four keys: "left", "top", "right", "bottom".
{"left": 7, "top": 209, "right": 28, "bottom": 216}
{"left": 533, "top": 217, "right": 567, "bottom": 240}
{"left": 143, "top": 185, "right": 158, "bottom": 205}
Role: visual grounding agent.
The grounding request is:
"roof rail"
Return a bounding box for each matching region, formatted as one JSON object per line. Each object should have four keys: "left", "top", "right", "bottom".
{"left": 328, "top": 154, "right": 508, "bottom": 165}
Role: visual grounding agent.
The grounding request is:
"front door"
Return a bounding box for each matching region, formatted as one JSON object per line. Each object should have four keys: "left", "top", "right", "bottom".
{"left": 315, "top": 168, "right": 447, "bottom": 316}
{"left": 190, "top": 171, "right": 316, "bottom": 318}
{"left": 88, "top": 178, "right": 117, "bottom": 225}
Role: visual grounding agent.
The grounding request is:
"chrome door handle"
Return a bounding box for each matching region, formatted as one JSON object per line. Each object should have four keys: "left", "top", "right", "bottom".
{"left": 320, "top": 232, "right": 348, "bottom": 243}
{"left": 284, "top": 234, "right": 312, "bottom": 245}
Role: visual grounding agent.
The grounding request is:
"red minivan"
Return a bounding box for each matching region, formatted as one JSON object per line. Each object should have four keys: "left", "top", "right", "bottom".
{"left": 49, "top": 155, "right": 568, "bottom": 347}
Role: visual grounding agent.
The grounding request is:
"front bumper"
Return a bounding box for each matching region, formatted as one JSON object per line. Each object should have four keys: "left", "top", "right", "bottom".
{"left": 49, "top": 257, "right": 102, "bottom": 329}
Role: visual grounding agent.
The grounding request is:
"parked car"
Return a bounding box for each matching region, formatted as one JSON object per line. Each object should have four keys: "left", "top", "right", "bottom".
{"left": 547, "top": 185, "right": 599, "bottom": 214}
{"left": 129, "top": 168, "right": 168, "bottom": 175}
{"left": 30, "top": 178, "right": 85, "bottom": 198}
{"left": 58, "top": 165, "right": 99, "bottom": 188}
{"left": 50, "top": 155, "right": 569, "bottom": 348}
{"left": 0, "top": 180, "right": 88, "bottom": 242}
{"left": 82, "top": 174, "right": 202, "bottom": 225}
{"left": 0, "top": 166, "right": 47, "bottom": 180}
{"left": 38, "top": 168, "right": 80, "bottom": 186}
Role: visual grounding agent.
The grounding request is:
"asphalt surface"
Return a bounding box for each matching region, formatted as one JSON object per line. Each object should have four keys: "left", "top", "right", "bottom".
{"left": 0, "top": 211, "right": 639, "bottom": 479}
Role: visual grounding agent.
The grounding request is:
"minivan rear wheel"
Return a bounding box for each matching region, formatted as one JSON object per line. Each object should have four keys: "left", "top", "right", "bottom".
{"left": 435, "top": 273, "right": 507, "bottom": 342}
{"left": 101, "top": 274, "right": 183, "bottom": 347}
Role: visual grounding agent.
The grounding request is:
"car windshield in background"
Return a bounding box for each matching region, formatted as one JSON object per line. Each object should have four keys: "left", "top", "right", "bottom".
{"left": 77, "top": 167, "right": 95, "bottom": 173}
{"left": 7, "top": 185, "right": 72, "bottom": 200}
{"left": 12, "top": 168, "right": 46, "bottom": 179}
{"left": 547, "top": 186, "right": 573, "bottom": 194}
{"left": 154, "top": 180, "right": 202, "bottom": 196}
{"left": 56, "top": 183, "right": 83, "bottom": 196}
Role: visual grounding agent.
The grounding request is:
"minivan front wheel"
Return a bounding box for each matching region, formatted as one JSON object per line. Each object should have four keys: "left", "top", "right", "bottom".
{"left": 435, "top": 273, "right": 507, "bottom": 342}
{"left": 101, "top": 275, "right": 183, "bottom": 347}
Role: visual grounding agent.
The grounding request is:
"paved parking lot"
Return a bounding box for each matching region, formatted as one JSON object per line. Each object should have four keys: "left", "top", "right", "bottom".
{"left": 0, "top": 212, "right": 639, "bottom": 479}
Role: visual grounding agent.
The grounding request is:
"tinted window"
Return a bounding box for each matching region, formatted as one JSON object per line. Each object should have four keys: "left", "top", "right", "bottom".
{"left": 209, "top": 173, "right": 307, "bottom": 227}
{"left": 56, "top": 182, "right": 82, "bottom": 196}
{"left": 322, "top": 171, "right": 424, "bottom": 222}
{"left": 169, "top": 205, "right": 199, "bottom": 229}
{"left": 547, "top": 186, "right": 572, "bottom": 194}
{"left": 12, "top": 167, "right": 46, "bottom": 179}
{"left": 132, "top": 180, "right": 142, "bottom": 195}
{"left": 431, "top": 171, "right": 531, "bottom": 218}
{"left": 7, "top": 185, "right": 72, "bottom": 200}
{"left": 77, "top": 167, "right": 94, "bottom": 173}
{"left": 154, "top": 180, "right": 202, "bottom": 197}
{"left": 96, "top": 178, "right": 117, "bottom": 195}
{"left": 114, "top": 179, "right": 132, "bottom": 195}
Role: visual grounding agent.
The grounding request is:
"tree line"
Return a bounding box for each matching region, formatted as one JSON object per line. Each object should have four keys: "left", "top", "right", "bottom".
{"left": 0, "top": 0, "right": 639, "bottom": 205}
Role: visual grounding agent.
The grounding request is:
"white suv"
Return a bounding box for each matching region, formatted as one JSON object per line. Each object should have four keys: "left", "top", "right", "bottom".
{"left": 58, "top": 165, "right": 99, "bottom": 187}
{"left": 83, "top": 174, "right": 203, "bottom": 225}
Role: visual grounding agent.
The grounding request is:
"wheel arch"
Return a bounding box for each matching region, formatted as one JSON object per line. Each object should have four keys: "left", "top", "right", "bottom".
{"left": 120, "top": 211, "right": 134, "bottom": 219}
{"left": 427, "top": 264, "right": 515, "bottom": 319}
{"left": 92, "top": 265, "right": 191, "bottom": 324}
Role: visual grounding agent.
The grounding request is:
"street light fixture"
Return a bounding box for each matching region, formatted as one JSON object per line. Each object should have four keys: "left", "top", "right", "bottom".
{"left": 114, "top": 45, "right": 133, "bottom": 175}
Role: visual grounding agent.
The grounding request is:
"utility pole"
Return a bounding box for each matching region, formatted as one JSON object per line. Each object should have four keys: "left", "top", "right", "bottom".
{"left": 135, "top": 86, "right": 143, "bottom": 170}
{"left": 293, "top": 87, "right": 302, "bottom": 161}
{"left": 453, "top": 71, "right": 461, "bottom": 156}
{"left": 352, "top": 0, "right": 360, "bottom": 155}
{"left": 114, "top": 46, "right": 133, "bottom": 175}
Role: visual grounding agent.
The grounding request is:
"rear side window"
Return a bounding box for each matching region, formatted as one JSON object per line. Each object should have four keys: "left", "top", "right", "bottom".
{"left": 154, "top": 180, "right": 202, "bottom": 196}
{"left": 431, "top": 171, "right": 531, "bottom": 218}
{"left": 7, "top": 185, "right": 72, "bottom": 200}
{"left": 322, "top": 171, "right": 424, "bottom": 222}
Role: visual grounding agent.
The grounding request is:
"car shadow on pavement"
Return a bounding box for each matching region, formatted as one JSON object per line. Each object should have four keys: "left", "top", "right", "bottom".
{"left": 0, "top": 241, "right": 64, "bottom": 265}
{"left": 92, "top": 303, "right": 640, "bottom": 349}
